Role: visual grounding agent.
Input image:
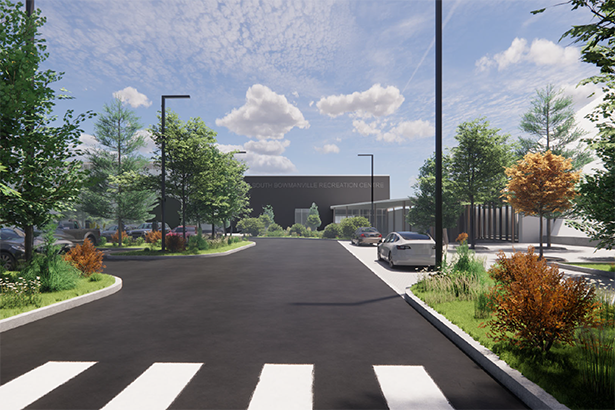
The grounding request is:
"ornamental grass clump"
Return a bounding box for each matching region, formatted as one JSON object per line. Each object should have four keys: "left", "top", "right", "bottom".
{"left": 487, "top": 247, "right": 597, "bottom": 352}
{"left": 64, "top": 238, "right": 105, "bottom": 277}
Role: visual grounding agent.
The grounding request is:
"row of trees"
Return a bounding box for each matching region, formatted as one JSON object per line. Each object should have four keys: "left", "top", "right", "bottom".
{"left": 0, "top": 1, "right": 251, "bottom": 261}
{"left": 407, "top": 77, "right": 612, "bottom": 251}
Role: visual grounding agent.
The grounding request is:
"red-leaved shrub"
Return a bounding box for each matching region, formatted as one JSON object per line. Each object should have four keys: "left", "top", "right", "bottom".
{"left": 145, "top": 230, "right": 162, "bottom": 244}
{"left": 487, "top": 247, "right": 597, "bottom": 352}
{"left": 64, "top": 238, "right": 105, "bottom": 277}
{"left": 165, "top": 233, "right": 186, "bottom": 252}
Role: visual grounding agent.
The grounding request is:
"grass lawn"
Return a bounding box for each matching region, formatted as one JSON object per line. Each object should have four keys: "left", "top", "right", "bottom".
{"left": 0, "top": 274, "right": 116, "bottom": 320}
{"left": 112, "top": 240, "right": 253, "bottom": 256}
{"left": 566, "top": 262, "right": 615, "bottom": 272}
{"left": 411, "top": 287, "right": 614, "bottom": 410}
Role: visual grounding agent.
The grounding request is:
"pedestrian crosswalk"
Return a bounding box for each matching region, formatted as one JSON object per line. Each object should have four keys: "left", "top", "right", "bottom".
{"left": 0, "top": 362, "right": 453, "bottom": 410}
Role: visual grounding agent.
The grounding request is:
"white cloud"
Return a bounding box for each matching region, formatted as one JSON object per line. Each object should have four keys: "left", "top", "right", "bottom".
{"left": 316, "top": 84, "right": 405, "bottom": 118}
{"left": 352, "top": 119, "right": 433, "bottom": 143}
{"left": 245, "top": 152, "right": 297, "bottom": 173}
{"left": 113, "top": 86, "right": 152, "bottom": 108}
{"left": 477, "top": 38, "right": 581, "bottom": 72}
{"left": 244, "top": 139, "right": 290, "bottom": 156}
{"left": 315, "top": 144, "right": 340, "bottom": 154}
{"left": 79, "top": 133, "right": 99, "bottom": 150}
{"left": 215, "top": 84, "right": 309, "bottom": 140}
{"left": 216, "top": 141, "right": 296, "bottom": 174}
{"left": 560, "top": 82, "right": 602, "bottom": 108}
{"left": 135, "top": 130, "right": 156, "bottom": 156}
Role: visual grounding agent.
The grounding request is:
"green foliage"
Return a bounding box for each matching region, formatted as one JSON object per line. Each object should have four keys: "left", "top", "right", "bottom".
{"left": 237, "top": 217, "right": 265, "bottom": 236}
{"left": 323, "top": 223, "right": 342, "bottom": 238}
{"left": 289, "top": 223, "right": 308, "bottom": 236}
{"left": 80, "top": 98, "right": 154, "bottom": 239}
{"left": 306, "top": 203, "right": 321, "bottom": 230}
{"left": 89, "top": 272, "right": 103, "bottom": 282}
{"left": 99, "top": 236, "right": 107, "bottom": 246}
{"left": 407, "top": 154, "right": 463, "bottom": 232}
{"left": 568, "top": 86, "right": 615, "bottom": 250}
{"left": 262, "top": 205, "right": 275, "bottom": 224}
{"left": 340, "top": 216, "right": 370, "bottom": 238}
{"left": 268, "top": 223, "right": 283, "bottom": 232}
{"left": 519, "top": 84, "right": 591, "bottom": 169}
{"left": 0, "top": 0, "right": 94, "bottom": 260}
{"left": 258, "top": 214, "right": 273, "bottom": 229}
{"left": 449, "top": 118, "right": 513, "bottom": 246}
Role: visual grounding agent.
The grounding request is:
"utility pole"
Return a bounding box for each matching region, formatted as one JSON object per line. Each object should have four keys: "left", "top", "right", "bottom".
{"left": 435, "top": 0, "right": 443, "bottom": 266}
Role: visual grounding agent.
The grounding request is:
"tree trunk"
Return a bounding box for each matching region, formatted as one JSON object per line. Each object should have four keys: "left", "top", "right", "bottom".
{"left": 546, "top": 217, "right": 552, "bottom": 248}
{"left": 470, "top": 199, "right": 475, "bottom": 249}
{"left": 539, "top": 212, "right": 544, "bottom": 259}
{"left": 24, "top": 225, "right": 35, "bottom": 263}
{"left": 182, "top": 183, "right": 186, "bottom": 242}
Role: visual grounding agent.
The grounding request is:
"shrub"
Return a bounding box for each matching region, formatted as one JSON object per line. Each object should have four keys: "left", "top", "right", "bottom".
{"left": 21, "top": 226, "right": 80, "bottom": 292}
{"left": 323, "top": 223, "right": 342, "bottom": 238}
{"left": 145, "top": 230, "right": 162, "bottom": 244}
{"left": 488, "top": 247, "right": 598, "bottom": 352}
{"left": 340, "top": 216, "right": 370, "bottom": 238}
{"left": 134, "top": 237, "right": 145, "bottom": 246}
{"left": 111, "top": 230, "right": 130, "bottom": 244}
{"left": 306, "top": 214, "right": 321, "bottom": 231}
{"left": 289, "top": 223, "right": 307, "bottom": 236}
{"left": 268, "top": 223, "right": 283, "bottom": 232}
{"left": 64, "top": 239, "right": 106, "bottom": 277}
{"left": 89, "top": 272, "right": 104, "bottom": 282}
{"left": 451, "top": 241, "right": 486, "bottom": 278}
{"left": 259, "top": 214, "right": 273, "bottom": 229}
{"left": 237, "top": 217, "right": 265, "bottom": 236}
{"left": 99, "top": 236, "right": 107, "bottom": 246}
{"left": 165, "top": 233, "right": 186, "bottom": 252}
{"left": 187, "top": 235, "right": 199, "bottom": 253}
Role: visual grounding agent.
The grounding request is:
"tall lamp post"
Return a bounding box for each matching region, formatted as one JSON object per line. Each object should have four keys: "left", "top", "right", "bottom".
{"left": 435, "top": 0, "right": 443, "bottom": 267}
{"left": 358, "top": 154, "right": 374, "bottom": 227}
{"left": 161, "top": 95, "right": 190, "bottom": 252}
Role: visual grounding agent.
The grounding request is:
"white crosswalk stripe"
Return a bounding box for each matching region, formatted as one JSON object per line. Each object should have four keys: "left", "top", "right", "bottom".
{"left": 0, "top": 362, "right": 456, "bottom": 410}
{"left": 248, "top": 364, "right": 314, "bottom": 410}
{"left": 101, "top": 362, "right": 203, "bottom": 410}
{"left": 374, "top": 365, "right": 454, "bottom": 410}
{"left": 0, "top": 361, "right": 97, "bottom": 410}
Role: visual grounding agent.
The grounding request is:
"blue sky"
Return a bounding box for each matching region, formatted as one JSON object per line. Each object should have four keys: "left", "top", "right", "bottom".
{"left": 33, "top": 0, "right": 601, "bottom": 198}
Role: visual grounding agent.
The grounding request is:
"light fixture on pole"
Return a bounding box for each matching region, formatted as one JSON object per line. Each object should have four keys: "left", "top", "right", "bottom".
{"left": 161, "top": 94, "right": 190, "bottom": 252}
{"left": 358, "top": 154, "right": 374, "bottom": 227}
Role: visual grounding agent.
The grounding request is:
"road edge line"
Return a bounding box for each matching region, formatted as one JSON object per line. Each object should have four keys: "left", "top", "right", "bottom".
{"left": 0, "top": 276, "right": 123, "bottom": 333}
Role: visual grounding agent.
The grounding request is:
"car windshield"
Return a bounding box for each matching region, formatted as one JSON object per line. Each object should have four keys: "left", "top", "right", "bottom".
{"left": 399, "top": 232, "right": 431, "bottom": 240}
{"left": 1, "top": 228, "right": 25, "bottom": 240}
{"left": 360, "top": 228, "right": 378, "bottom": 233}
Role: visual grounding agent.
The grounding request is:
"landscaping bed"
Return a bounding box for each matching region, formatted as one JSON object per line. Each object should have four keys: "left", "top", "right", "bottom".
{"left": 111, "top": 240, "right": 253, "bottom": 256}
{"left": 566, "top": 262, "right": 615, "bottom": 272}
{"left": 411, "top": 239, "right": 614, "bottom": 410}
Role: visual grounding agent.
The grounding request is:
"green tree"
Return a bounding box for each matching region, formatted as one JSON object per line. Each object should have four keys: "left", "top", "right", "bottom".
{"left": 151, "top": 112, "right": 217, "bottom": 241}
{"left": 306, "top": 203, "right": 321, "bottom": 230}
{"left": 568, "top": 83, "right": 615, "bottom": 250}
{"left": 519, "top": 84, "right": 591, "bottom": 169}
{"left": 262, "top": 205, "right": 275, "bottom": 225}
{"left": 519, "top": 84, "right": 591, "bottom": 248}
{"left": 449, "top": 118, "right": 513, "bottom": 248}
{"left": 0, "top": 0, "right": 93, "bottom": 260}
{"left": 407, "top": 154, "right": 462, "bottom": 234}
{"left": 81, "top": 98, "right": 154, "bottom": 246}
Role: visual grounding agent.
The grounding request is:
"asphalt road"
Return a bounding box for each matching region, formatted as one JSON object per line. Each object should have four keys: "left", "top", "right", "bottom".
{"left": 0, "top": 238, "right": 527, "bottom": 409}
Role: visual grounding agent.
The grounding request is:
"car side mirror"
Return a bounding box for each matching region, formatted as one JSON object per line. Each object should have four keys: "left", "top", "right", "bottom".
{"left": 378, "top": 239, "right": 382, "bottom": 244}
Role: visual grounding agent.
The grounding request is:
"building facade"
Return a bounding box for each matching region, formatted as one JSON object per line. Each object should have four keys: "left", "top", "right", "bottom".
{"left": 245, "top": 175, "right": 390, "bottom": 229}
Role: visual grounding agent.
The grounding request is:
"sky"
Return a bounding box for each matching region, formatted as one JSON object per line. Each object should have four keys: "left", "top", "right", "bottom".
{"left": 29, "top": 0, "right": 603, "bottom": 198}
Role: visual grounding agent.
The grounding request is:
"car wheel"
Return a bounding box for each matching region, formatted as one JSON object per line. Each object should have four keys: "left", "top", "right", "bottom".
{"left": 388, "top": 252, "right": 395, "bottom": 269}
{"left": 0, "top": 251, "right": 17, "bottom": 271}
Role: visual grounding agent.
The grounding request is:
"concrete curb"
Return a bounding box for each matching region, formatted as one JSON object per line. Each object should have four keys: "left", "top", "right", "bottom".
{"left": 403, "top": 289, "right": 569, "bottom": 410}
{"left": 0, "top": 276, "right": 123, "bottom": 333}
{"left": 103, "top": 241, "right": 256, "bottom": 260}
{"left": 557, "top": 263, "right": 615, "bottom": 280}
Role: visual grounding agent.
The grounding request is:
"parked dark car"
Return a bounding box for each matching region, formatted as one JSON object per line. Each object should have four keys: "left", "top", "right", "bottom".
{"left": 0, "top": 227, "right": 75, "bottom": 271}
{"left": 128, "top": 222, "right": 170, "bottom": 239}
{"left": 351, "top": 227, "right": 382, "bottom": 246}
{"left": 171, "top": 225, "right": 198, "bottom": 237}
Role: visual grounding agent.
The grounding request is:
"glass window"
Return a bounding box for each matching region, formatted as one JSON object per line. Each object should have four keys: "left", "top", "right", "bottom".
{"left": 399, "top": 232, "right": 431, "bottom": 240}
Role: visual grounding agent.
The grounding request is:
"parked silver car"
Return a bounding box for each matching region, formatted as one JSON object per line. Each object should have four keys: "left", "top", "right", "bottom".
{"left": 351, "top": 227, "right": 382, "bottom": 246}
{"left": 377, "top": 231, "right": 436, "bottom": 269}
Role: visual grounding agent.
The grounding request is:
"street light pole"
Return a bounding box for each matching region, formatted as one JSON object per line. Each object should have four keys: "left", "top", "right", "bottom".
{"left": 161, "top": 95, "right": 190, "bottom": 252}
{"left": 435, "top": 0, "right": 443, "bottom": 267}
{"left": 358, "top": 154, "right": 374, "bottom": 227}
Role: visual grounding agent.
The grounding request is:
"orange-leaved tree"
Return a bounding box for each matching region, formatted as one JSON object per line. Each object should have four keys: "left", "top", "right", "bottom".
{"left": 488, "top": 247, "right": 597, "bottom": 352}
{"left": 502, "top": 151, "right": 579, "bottom": 258}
